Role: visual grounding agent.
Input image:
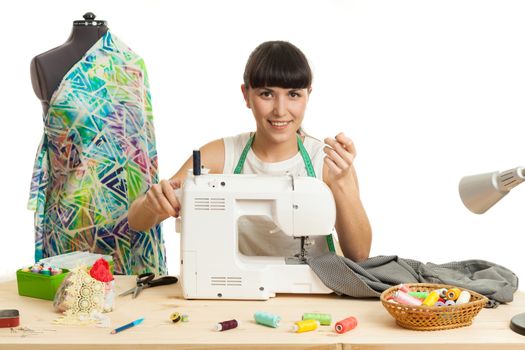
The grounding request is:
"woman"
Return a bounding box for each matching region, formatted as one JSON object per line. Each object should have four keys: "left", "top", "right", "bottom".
{"left": 128, "top": 40, "right": 372, "bottom": 262}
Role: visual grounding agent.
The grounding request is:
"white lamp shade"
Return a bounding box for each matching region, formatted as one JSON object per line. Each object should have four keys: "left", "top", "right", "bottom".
{"left": 459, "top": 167, "right": 525, "bottom": 214}
{"left": 459, "top": 172, "right": 507, "bottom": 214}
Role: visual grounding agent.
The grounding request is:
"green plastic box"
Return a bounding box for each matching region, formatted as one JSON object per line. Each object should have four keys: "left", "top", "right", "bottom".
{"left": 16, "top": 269, "right": 69, "bottom": 301}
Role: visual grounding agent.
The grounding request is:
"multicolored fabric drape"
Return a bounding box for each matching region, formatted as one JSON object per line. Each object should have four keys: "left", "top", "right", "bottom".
{"left": 28, "top": 31, "right": 166, "bottom": 275}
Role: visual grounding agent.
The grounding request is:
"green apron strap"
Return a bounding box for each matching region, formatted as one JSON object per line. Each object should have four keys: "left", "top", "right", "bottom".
{"left": 297, "top": 134, "right": 316, "bottom": 177}
{"left": 233, "top": 133, "right": 336, "bottom": 253}
{"left": 234, "top": 133, "right": 254, "bottom": 175}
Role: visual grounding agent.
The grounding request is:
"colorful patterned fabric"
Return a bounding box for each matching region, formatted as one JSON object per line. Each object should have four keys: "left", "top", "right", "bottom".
{"left": 28, "top": 31, "right": 166, "bottom": 275}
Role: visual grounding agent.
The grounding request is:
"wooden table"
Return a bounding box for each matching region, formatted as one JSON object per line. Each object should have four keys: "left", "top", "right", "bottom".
{"left": 1, "top": 276, "right": 524, "bottom": 349}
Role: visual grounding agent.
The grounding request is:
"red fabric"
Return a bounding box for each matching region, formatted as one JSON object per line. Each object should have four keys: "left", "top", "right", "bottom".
{"left": 89, "top": 258, "right": 114, "bottom": 282}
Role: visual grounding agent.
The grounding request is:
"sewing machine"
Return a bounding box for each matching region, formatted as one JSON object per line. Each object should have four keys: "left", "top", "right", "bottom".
{"left": 176, "top": 158, "right": 336, "bottom": 300}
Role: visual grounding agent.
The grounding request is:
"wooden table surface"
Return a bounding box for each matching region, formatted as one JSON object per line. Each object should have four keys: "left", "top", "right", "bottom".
{"left": 1, "top": 275, "right": 525, "bottom": 349}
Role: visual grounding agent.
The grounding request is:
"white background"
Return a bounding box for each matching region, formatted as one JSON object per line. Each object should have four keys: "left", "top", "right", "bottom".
{"left": 0, "top": 0, "right": 523, "bottom": 288}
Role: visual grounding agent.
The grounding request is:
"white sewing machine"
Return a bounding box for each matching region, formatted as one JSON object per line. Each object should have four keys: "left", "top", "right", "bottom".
{"left": 176, "top": 157, "right": 336, "bottom": 300}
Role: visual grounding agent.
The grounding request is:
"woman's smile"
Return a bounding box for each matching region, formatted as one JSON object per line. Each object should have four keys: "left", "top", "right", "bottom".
{"left": 268, "top": 119, "right": 293, "bottom": 130}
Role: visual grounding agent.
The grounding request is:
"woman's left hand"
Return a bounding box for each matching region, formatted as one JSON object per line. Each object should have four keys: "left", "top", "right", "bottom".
{"left": 323, "top": 132, "right": 357, "bottom": 188}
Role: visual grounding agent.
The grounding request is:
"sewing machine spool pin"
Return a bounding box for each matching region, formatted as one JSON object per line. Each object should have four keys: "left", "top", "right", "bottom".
{"left": 193, "top": 150, "right": 201, "bottom": 175}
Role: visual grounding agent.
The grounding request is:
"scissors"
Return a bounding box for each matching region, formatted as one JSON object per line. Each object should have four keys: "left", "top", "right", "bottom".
{"left": 119, "top": 273, "right": 178, "bottom": 299}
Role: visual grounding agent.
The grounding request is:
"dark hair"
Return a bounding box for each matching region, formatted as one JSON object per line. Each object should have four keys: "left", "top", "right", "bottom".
{"left": 243, "top": 41, "right": 312, "bottom": 89}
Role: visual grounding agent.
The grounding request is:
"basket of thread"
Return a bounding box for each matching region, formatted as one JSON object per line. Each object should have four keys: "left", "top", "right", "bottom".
{"left": 380, "top": 283, "right": 488, "bottom": 331}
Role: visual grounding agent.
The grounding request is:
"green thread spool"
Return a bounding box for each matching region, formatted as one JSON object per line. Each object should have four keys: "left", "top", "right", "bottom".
{"left": 302, "top": 312, "right": 332, "bottom": 326}
{"left": 408, "top": 291, "right": 429, "bottom": 299}
{"left": 181, "top": 314, "right": 189, "bottom": 322}
{"left": 254, "top": 311, "right": 280, "bottom": 328}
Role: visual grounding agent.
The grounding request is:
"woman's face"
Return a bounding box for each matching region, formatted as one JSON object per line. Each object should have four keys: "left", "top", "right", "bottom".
{"left": 242, "top": 85, "right": 310, "bottom": 144}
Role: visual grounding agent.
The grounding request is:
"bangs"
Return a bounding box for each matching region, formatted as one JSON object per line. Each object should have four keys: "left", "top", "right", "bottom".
{"left": 244, "top": 41, "right": 312, "bottom": 89}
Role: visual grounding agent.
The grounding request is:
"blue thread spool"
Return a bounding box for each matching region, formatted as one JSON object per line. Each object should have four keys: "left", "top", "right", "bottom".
{"left": 254, "top": 311, "right": 280, "bottom": 328}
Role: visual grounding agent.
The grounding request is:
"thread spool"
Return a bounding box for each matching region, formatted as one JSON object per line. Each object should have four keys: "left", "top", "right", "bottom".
{"left": 436, "top": 288, "right": 448, "bottom": 299}
{"left": 408, "top": 291, "right": 429, "bottom": 299}
{"left": 215, "top": 319, "right": 239, "bottom": 331}
{"left": 254, "top": 311, "right": 280, "bottom": 328}
{"left": 291, "top": 319, "right": 319, "bottom": 333}
{"left": 302, "top": 313, "right": 332, "bottom": 326}
{"left": 392, "top": 291, "right": 422, "bottom": 306}
{"left": 456, "top": 290, "right": 471, "bottom": 305}
{"left": 170, "top": 312, "right": 182, "bottom": 323}
{"left": 39, "top": 269, "right": 51, "bottom": 276}
{"left": 446, "top": 288, "right": 461, "bottom": 301}
{"left": 334, "top": 316, "right": 358, "bottom": 334}
{"left": 445, "top": 300, "right": 456, "bottom": 306}
{"left": 435, "top": 301, "right": 446, "bottom": 307}
{"left": 181, "top": 314, "right": 189, "bottom": 322}
{"left": 398, "top": 284, "right": 410, "bottom": 293}
{"left": 422, "top": 291, "right": 440, "bottom": 307}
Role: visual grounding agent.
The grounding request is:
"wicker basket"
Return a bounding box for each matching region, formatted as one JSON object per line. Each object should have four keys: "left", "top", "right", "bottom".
{"left": 380, "top": 283, "right": 488, "bottom": 331}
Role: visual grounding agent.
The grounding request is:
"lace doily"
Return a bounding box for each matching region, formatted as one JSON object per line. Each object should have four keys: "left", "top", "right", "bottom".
{"left": 54, "top": 267, "right": 105, "bottom": 325}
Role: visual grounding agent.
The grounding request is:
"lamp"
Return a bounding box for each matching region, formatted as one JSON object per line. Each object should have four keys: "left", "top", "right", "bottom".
{"left": 459, "top": 167, "right": 525, "bottom": 214}
{"left": 458, "top": 166, "right": 525, "bottom": 335}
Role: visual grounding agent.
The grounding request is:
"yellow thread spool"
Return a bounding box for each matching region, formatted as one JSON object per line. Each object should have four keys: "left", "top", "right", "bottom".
{"left": 170, "top": 312, "right": 182, "bottom": 323}
{"left": 292, "top": 319, "right": 319, "bottom": 333}
{"left": 446, "top": 288, "right": 461, "bottom": 301}
{"left": 422, "top": 291, "right": 440, "bottom": 306}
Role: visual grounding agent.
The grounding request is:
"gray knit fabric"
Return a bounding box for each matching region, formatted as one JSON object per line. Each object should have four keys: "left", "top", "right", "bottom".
{"left": 307, "top": 254, "right": 519, "bottom": 308}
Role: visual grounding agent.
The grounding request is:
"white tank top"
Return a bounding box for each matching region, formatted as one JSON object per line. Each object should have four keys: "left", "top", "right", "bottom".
{"left": 222, "top": 132, "right": 333, "bottom": 258}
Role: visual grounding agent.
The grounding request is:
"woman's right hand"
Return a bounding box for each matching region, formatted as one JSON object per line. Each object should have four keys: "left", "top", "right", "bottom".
{"left": 143, "top": 179, "right": 182, "bottom": 218}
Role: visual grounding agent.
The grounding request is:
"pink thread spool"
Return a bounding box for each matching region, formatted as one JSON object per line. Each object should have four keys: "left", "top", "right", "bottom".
{"left": 335, "top": 316, "right": 358, "bottom": 334}
{"left": 393, "top": 290, "right": 423, "bottom": 306}
{"left": 398, "top": 284, "right": 410, "bottom": 293}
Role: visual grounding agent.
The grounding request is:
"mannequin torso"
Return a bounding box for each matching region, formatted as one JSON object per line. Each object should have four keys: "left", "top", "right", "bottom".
{"left": 30, "top": 14, "right": 108, "bottom": 114}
